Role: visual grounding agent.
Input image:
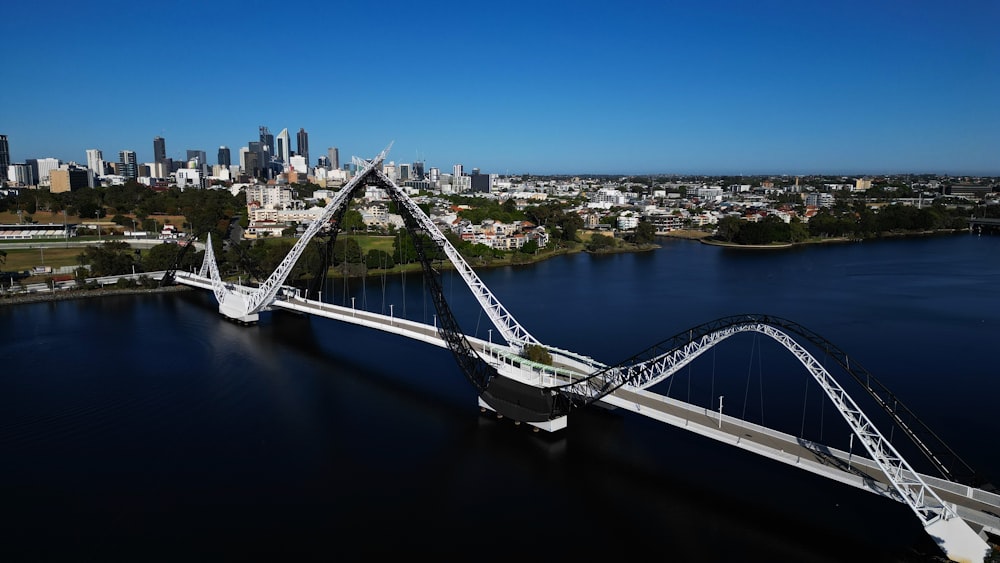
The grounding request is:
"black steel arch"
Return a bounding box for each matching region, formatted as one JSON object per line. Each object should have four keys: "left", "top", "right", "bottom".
{"left": 378, "top": 176, "right": 571, "bottom": 423}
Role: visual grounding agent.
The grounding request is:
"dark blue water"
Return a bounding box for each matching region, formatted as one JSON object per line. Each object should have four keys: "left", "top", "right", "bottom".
{"left": 2, "top": 233, "right": 998, "bottom": 562}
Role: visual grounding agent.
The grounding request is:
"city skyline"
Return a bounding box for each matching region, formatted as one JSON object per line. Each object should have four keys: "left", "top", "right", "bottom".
{"left": 1, "top": 0, "right": 997, "bottom": 176}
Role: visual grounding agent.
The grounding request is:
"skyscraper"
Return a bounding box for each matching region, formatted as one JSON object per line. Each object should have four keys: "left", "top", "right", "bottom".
{"left": 296, "top": 128, "right": 309, "bottom": 166}
{"left": 258, "top": 126, "right": 274, "bottom": 175}
{"left": 0, "top": 134, "right": 10, "bottom": 182}
{"left": 328, "top": 147, "right": 339, "bottom": 170}
{"left": 119, "top": 150, "right": 138, "bottom": 180}
{"left": 276, "top": 128, "right": 290, "bottom": 165}
{"left": 153, "top": 136, "right": 166, "bottom": 164}
{"left": 86, "top": 149, "right": 104, "bottom": 175}
{"left": 218, "top": 146, "right": 231, "bottom": 167}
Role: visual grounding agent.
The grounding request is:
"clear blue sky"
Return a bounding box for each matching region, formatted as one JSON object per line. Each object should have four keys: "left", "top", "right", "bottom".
{"left": 2, "top": 0, "right": 997, "bottom": 176}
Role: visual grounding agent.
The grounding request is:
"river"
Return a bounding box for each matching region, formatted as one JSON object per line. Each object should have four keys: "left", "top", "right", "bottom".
{"left": 2, "top": 233, "right": 998, "bottom": 562}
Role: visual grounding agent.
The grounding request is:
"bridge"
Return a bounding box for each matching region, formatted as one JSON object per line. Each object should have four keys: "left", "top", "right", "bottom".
{"left": 169, "top": 145, "right": 996, "bottom": 563}
{"left": 969, "top": 217, "right": 1000, "bottom": 234}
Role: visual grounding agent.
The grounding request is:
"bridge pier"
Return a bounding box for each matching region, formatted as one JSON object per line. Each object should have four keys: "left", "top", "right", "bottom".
{"left": 925, "top": 516, "right": 991, "bottom": 563}
{"left": 478, "top": 398, "right": 567, "bottom": 433}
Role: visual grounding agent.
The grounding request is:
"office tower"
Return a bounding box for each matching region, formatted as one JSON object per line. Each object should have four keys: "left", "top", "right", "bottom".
{"left": 257, "top": 126, "right": 273, "bottom": 177}
{"left": 398, "top": 163, "right": 410, "bottom": 181}
{"left": 86, "top": 149, "right": 104, "bottom": 175}
{"left": 153, "top": 136, "right": 166, "bottom": 164}
{"left": 316, "top": 156, "right": 329, "bottom": 169}
{"left": 412, "top": 161, "right": 425, "bottom": 181}
{"left": 119, "top": 150, "right": 138, "bottom": 180}
{"left": 0, "top": 134, "right": 9, "bottom": 181}
{"left": 7, "top": 163, "right": 33, "bottom": 186}
{"left": 248, "top": 141, "right": 262, "bottom": 177}
{"left": 218, "top": 146, "right": 231, "bottom": 167}
{"left": 50, "top": 165, "right": 93, "bottom": 193}
{"left": 276, "top": 128, "right": 290, "bottom": 165}
{"left": 36, "top": 157, "right": 61, "bottom": 185}
{"left": 328, "top": 147, "right": 339, "bottom": 170}
{"left": 296, "top": 128, "right": 309, "bottom": 166}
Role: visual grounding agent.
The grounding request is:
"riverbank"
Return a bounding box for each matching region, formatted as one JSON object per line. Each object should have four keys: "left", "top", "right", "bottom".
{"left": 699, "top": 228, "right": 969, "bottom": 249}
{"left": 0, "top": 284, "right": 194, "bottom": 307}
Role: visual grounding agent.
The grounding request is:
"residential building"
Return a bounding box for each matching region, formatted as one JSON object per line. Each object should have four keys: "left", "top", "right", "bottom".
{"left": 118, "top": 150, "right": 138, "bottom": 180}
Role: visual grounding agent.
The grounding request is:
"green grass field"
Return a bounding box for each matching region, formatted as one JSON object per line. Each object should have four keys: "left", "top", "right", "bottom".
{"left": 1, "top": 247, "right": 82, "bottom": 272}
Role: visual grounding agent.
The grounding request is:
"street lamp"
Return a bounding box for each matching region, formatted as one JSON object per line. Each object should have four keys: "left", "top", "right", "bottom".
{"left": 717, "top": 395, "right": 724, "bottom": 428}
{"left": 389, "top": 304, "right": 394, "bottom": 325}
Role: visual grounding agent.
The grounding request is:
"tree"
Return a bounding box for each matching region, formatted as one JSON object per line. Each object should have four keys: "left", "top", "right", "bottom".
{"left": 78, "top": 241, "right": 136, "bottom": 276}
{"left": 586, "top": 234, "right": 617, "bottom": 252}
{"left": 631, "top": 220, "right": 656, "bottom": 244}
{"left": 340, "top": 209, "right": 365, "bottom": 233}
{"left": 522, "top": 344, "right": 552, "bottom": 365}
{"left": 715, "top": 216, "right": 743, "bottom": 242}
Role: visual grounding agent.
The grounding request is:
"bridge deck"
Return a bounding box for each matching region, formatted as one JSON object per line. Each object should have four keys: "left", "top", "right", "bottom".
{"left": 173, "top": 273, "right": 1000, "bottom": 539}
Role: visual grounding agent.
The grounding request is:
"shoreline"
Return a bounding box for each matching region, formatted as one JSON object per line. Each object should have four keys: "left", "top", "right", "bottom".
{"left": 0, "top": 284, "right": 195, "bottom": 307}
{"left": 698, "top": 228, "right": 969, "bottom": 249}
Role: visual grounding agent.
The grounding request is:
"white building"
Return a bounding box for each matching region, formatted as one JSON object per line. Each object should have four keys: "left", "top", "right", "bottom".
{"left": 175, "top": 168, "right": 202, "bottom": 190}
{"left": 36, "top": 158, "right": 61, "bottom": 186}
{"left": 276, "top": 128, "right": 290, "bottom": 165}
{"left": 7, "top": 163, "right": 34, "bottom": 186}
{"left": 246, "top": 184, "right": 293, "bottom": 210}
{"left": 289, "top": 155, "right": 307, "bottom": 174}
{"left": 86, "top": 149, "right": 104, "bottom": 176}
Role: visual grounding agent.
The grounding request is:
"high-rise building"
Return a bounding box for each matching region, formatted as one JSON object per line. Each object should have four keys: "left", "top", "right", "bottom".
{"left": 296, "top": 128, "right": 309, "bottom": 166}
{"left": 35, "top": 158, "right": 61, "bottom": 186}
{"left": 276, "top": 128, "right": 290, "bottom": 165}
{"left": 0, "top": 134, "right": 9, "bottom": 182}
{"left": 86, "top": 149, "right": 104, "bottom": 175}
{"left": 7, "top": 163, "right": 33, "bottom": 186}
{"left": 453, "top": 164, "right": 463, "bottom": 179}
{"left": 50, "top": 165, "right": 93, "bottom": 193}
{"left": 328, "top": 147, "right": 339, "bottom": 170}
{"left": 257, "top": 126, "right": 274, "bottom": 178}
{"left": 119, "top": 150, "right": 138, "bottom": 180}
{"left": 412, "top": 161, "right": 425, "bottom": 181}
{"left": 153, "top": 136, "right": 166, "bottom": 164}
{"left": 218, "top": 146, "right": 231, "bottom": 167}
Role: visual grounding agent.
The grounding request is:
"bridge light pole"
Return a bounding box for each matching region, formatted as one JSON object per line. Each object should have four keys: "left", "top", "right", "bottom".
{"left": 433, "top": 314, "right": 437, "bottom": 330}
{"left": 390, "top": 303, "right": 394, "bottom": 325}
{"left": 848, "top": 433, "right": 854, "bottom": 471}
{"left": 351, "top": 297, "right": 355, "bottom": 316}
{"left": 717, "top": 395, "right": 724, "bottom": 428}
